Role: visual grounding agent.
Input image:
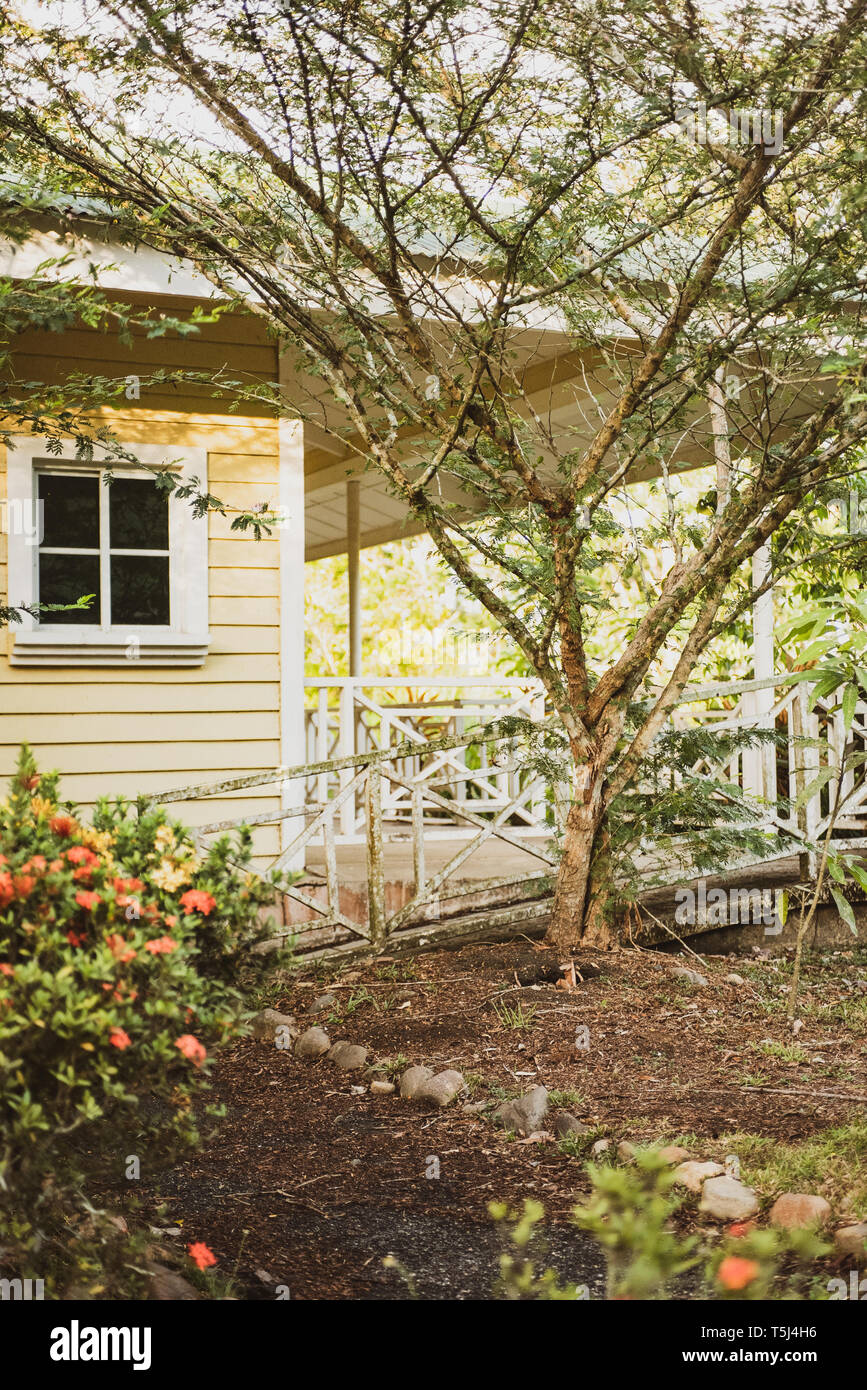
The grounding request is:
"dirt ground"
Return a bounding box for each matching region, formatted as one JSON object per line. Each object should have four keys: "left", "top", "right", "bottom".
{"left": 136, "top": 937, "right": 867, "bottom": 1300}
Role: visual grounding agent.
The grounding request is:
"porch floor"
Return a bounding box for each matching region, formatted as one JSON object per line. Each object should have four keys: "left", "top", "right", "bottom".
{"left": 303, "top": 827, "right": 552, "bottom": 885}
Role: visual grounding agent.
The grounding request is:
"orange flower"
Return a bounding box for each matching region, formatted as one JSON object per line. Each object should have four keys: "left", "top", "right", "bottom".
{"left": 0, "top": 872, "right": 12, "bottom": 909}
{"left": 187, "top": 1242, "right": 217, "bottom": 1270}
{"left": 718, "top": 1256, "right": 760, "bottom": 1291}
{"left": 175, "top": 1033, "right": 207, "bottom": 1067}
{"left": 72, "top": 866, "right": 93, "bottom": 883}
{"left": 0, "top": 962, "right": 13, "bottom": 977}
{"left": 164, "top": 915, "right": 177, "bottom": 928}
{"left": 144, "top": 936, "right": 179, "bottom": 955}
{"left": 179, "top": 889, "right": 217, "bottom": 917}
{"left": 66, "top": 929, "right": 85, "bottom": 947}
{"left": 109, "top": 1027, "right": 132, "bottom": 1050}
{"left": 48, "top": 859, "right": 64, "bottom": 873}
{"left": 75, "top": 890, "right": 102, "bottom": 912}
{"left": 50, "top": 813, "right": 76, "bottom": 838}
{"left": 66, "top": 846, "right": 99, "bottom": 867}
{"left": 105, "top": 932, "right": 135, "bottom": 963}
{"left": 728, "top": 1221, "right": 756, "bottom": 1238}
{"left": 113, "top": 877, "right": 144, "bottom": 894}
{"left": 22, "top": 855, "right": 47, "bottom": 874}
{"left": 13, "top": 875, "right": 36, "bottom": 899}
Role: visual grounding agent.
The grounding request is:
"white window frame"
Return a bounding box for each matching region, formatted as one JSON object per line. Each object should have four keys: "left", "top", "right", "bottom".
{"left": 6, "top": 437, "right": 209, "bottom": 667}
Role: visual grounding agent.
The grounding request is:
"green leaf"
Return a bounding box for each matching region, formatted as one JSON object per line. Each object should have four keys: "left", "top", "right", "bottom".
{"left": 794, "top": 766, "right": 834, "bottom": 809}
{"left": 842, "top": 682, "right": 857, "bottom": 732}
{"left": 829, "top": 886, "right": 857, "bottom": 935}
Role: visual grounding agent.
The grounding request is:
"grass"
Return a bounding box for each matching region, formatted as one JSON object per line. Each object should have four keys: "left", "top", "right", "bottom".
{"left": 753, "top": 1040, "right": 811, "bottom": 1065}
{"left": 547, "top": 1088, "right": 588, "bottom": 1111}
{"left": 369, "top": 1053, "right": 410, "bottom": 1078}
{"left": 716, "top": 1117, "right": 867, "bottom": 1216}
{"left": 557, "top": 1127, "right": 605, "bottom": 1159}
{"left": 493, "top": 999, "right": 537, "bottom": 1030}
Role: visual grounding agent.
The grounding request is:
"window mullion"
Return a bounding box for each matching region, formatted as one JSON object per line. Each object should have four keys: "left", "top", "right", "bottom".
{"left": 99, "top": 475, "right": 111, "bottom": 631}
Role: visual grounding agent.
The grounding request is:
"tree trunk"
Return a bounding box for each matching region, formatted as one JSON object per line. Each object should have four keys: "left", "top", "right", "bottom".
{"left": 546, "top": 788, "right": 618, "bottom": 952}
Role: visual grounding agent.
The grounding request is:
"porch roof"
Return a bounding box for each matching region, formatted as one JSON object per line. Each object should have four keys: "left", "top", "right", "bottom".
{"left": 1, "top": 212, "right": 826, "bottom": 561}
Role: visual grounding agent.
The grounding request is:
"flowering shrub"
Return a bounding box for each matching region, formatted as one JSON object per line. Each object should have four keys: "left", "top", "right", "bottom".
{"left": 0, "top": 746, "right": 293, "bottom": 1293}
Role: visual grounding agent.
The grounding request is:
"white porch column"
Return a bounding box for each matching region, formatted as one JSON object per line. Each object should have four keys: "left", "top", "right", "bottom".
{"left": 743, "top": 543, "right": 776, "bottom": 806}
{"left": 346, "top": 478, "right": 361, "bottom": 677}
{"left": 277, "top": 408, "right": 306, "bottom": 862}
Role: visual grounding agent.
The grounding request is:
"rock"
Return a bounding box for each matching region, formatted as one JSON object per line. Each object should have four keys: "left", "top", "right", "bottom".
{"left": 250, "top": 1008, "right": 298, "bottom": 1044}
{"left": 591, "top": 1138, "right": 611, "bottom": 1157}
{"left": 769, "top": 1193, "right": 831, "bottom": 1229}
{"left": 462, "top": 1100, "right": 489, "bottom": 1114}
{"left": 295, "top": 1026, "right": 331, "bottom": 1058}
{"left": 725, "top": 973, "right": 745, "bottom": 985}
{"left": 309, "top": 992, "right": 336, "bottom": 1014}
{"left": 833, "top": 1223, "right": 867, "bottom": 1257}
{"left": 255, "top": 1268, "right": 275, "bottom": 1286}
{"left": 673, "top": 1160, "right": 725, "bottom": 1193}
{"left": 699, "top": 1176, "right": 759, "bottom": 1221}
{"left": 145, "top": 1261, "right": 199, "bottom": 1301}
{"left": 328, "top": 1041, "right": 369, "bottom": 1070}
{"left": 370, "top": 1078, "right": 395, "bottom": 1096}
{"left": 617, "top": 1140, "right": 637, "bottom": 1162}
{"left": 658, "top": 1145, "right": 691, "bottom": 1165}
{"left": 493, "top": 1085, "right": 549, "bottom": 1136}
{"left": 672, "top": 966, "right": 709, "bottom": 987}
{"left": 415, "top": 1069, "right": 467, "bottom": 1108}
{"left": 554, "top": 1112, "right": 592, "bottom": 1139}
{"left": 399, "top": 1065, "right": 434, "bottom": 1099}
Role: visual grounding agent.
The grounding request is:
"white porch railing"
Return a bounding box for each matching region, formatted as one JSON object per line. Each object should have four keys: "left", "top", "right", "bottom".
{"left": 303, "top": 677, "right": 549, "bottom": 841}
{"left": 144, "top": 672, "right": 867, "bottom": 958}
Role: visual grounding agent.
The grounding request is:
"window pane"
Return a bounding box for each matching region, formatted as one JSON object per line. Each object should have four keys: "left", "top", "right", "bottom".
{"left": 110, "top": 555, "right": 170, "bottom": 626}
{"left": 38, "top": 553, "right": 101, "bottom": 624}
{"left": 38, "top": 473, "right": 100, "bottom": 549}
{"left": 110, "top": 477, "right": 169, "bottom": 550}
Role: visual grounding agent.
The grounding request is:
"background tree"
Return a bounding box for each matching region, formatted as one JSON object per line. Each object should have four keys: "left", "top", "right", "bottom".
{"left": 3, "top": 0, "right": 867, "bottom": 947}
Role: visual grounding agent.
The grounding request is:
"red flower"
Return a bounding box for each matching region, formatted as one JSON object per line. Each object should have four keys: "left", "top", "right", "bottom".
{"left": 50, "top": 814, "right": 75, "bottom": 838}
{"left": 66, "top": 930, "right": 85, "bottom": 947}
{"left": 164, "top": 915, "right": 177, "bottom": 928}
{"left": 109, "top": 1027, "right": 132, "bottom": 1050}
{"left": 72, "top": 866, "right": 93, "bottom": 883}
{"left": 75, "top": 890, "right": 102, "bottom": 912}
{"left": 22, "top": 856, "right": 47, "bottom": 874}
{"left": 179, "top": 889, "right": 217, "bottom": 917}
{"left": 66, "top": 846, "right": 99, "bottom": 867}
{"left": 0, "top": 872, "right": 15, "bottom": 908}
{"left": 187, "top": 1242, "right": 217, "bottom": 1270}
{"left": 105, "top": 932, "right": 135, "bottom": 963}
{"left": 48, "top": 858, "right": 64, "bottom": 873}
{"left": 113, "top": 877, "right": 144, "bottom": 894}
{"left": 144, "top": 936, "right": 179, "bottom": 955}
{"left": 175, "top": 1033, "right": 207, "bottom": 1067}
{"left": 13, "top": 875, "right": 35, "bottom": 900}
{"left": 0, "top": 962, "right": 13, "bottom": 977}
{"left": 728, "top": 1221, "right": 756, "bottom": 1239}
{"left": 718, "top": 1256, "right": 760, "bottom": 1291}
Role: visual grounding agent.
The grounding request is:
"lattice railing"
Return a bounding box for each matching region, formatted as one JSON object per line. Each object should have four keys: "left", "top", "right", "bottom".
{"left": 145, "top": 674, "right": 867, "bottom": 957}
{"left": 304, "top": 677, "right": 549, "bottom": 840}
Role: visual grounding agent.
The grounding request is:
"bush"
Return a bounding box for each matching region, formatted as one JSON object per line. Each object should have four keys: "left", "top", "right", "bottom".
{"left": 0, "top": 745, "right": 292, "bottom": 1295}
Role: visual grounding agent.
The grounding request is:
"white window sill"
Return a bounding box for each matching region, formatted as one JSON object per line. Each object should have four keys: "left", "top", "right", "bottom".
{"left": 10, "top": 630, "right": 210, "bottom": 668}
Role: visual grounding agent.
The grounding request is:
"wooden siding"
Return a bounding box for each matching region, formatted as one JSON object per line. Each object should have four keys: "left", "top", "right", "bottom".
{"left": 0, "top": 307, "right": 287, "bottom": 870}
